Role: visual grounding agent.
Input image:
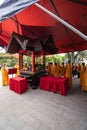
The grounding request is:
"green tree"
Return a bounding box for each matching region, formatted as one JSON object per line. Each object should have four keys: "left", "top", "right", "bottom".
{"left": 65, "top": 51, "right": 87, "bottom": 63}
{"left": 0, "top": 53, "right": 18, "bottom": 67}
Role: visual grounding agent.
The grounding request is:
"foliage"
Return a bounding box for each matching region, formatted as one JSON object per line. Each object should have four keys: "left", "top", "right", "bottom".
{"left": 23, "top": 54, "right": 65, "bottom": 64}
{"left": 0, "top": 53, "right": 65, "bottom": 67}
{"left": 46, "top": 54, "right": 65, "bottom": 64}
{"left": 65, "top": 51, "right": 87, "bottom": 63}
{"left": 0, "top": 50, "right": 87, "bottom": 67}
{"left": 0, "top": 53, "right": 18, "bottom": 67}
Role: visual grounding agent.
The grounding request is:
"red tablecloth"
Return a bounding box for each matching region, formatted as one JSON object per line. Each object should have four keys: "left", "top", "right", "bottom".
{"left": 10, "top": 77, "right": 28, "bottom": 94}
{"left": 40, "top": 76, "right": 69, "bottom": 96}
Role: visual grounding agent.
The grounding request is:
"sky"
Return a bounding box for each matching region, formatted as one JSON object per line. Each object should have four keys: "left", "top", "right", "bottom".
{"left": 0, "top": 47, "right": 6, "bottom": 53}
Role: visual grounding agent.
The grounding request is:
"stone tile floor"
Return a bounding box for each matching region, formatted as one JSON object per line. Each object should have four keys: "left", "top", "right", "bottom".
{"left": 0, "top": 76, "right": 87, "bottom": 130}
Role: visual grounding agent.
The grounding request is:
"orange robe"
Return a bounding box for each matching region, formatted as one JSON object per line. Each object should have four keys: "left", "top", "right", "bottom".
{"left": 14, "top": 64, "right": 20, "bottom": 77}
{"left": 51, "top": 65, "right": 60, "bottom": 77}
{"left": 80, "top": 66, "right": 86, "bottom": 87}
{"left": 1, "top": 66, "right": 9, "bottom": 86}
{"left": 60, "top": 66, "right": 66, "bottom": 76}
{"left": 65, "top": 64, "right": 72, "bottom": 87}
{"left": 47, "top": 64, "right": 52, "bottom": 75}
{"left": 82, "top": 68, "right": 87, "bottom": 91}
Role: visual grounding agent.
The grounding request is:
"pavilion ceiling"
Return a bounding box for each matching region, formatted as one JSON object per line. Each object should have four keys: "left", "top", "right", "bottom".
{"left": 0, "top": 0, "right": 87, "bottom": 53}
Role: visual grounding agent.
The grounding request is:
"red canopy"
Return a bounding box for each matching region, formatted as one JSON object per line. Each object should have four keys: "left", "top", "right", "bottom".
{"left": 0, "top": 0, "right": 87, "bottom": 53}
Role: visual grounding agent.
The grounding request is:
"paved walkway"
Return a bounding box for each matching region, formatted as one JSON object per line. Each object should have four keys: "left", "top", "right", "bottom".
{"left": 0, "top": 74, "right": 87, "bottom": 130}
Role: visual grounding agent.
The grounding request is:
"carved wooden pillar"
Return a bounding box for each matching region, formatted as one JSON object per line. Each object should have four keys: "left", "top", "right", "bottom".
{"left": 43, "top": 51, "right": 46, "bottom": 70}
{"left": 32, "top": 52, "right": 35, "bottom": 72}
{"left": 19, "top": 52, "right": 23, "bottom": 70}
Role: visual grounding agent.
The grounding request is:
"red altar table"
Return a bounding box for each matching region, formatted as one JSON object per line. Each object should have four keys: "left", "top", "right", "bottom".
{"left": 9, "top": 77, "right": 28, "bottom": 94}
{"left": 40, "top": 76, "right": 69, "bottom": 96}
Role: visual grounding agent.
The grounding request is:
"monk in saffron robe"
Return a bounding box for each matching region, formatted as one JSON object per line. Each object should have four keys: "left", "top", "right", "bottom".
{"left": 1, "top": 64, "right": 9, "bottom": 86}
{"left": 47, "top": 62, "right": 53, "bottom": 75}
{"left": 82, "top": 67, "right": 87, "bottom": 91}
{"left": 80, "top": 62, "right": 86, "bottom": 87}
{"left": 14, "top": 64, "right": 20, "bottom": 77}
{"left": 51, "top": 63, "right": 60, "bottom": 77}
{"left": 60, "top": 62, "right": 66, "bottom": 76}
{"left": 65, "top": 60, "right": 72, "bottom": 87}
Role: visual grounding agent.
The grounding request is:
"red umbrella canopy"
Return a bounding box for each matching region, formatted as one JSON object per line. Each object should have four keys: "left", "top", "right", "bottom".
{"left": 0, "top": 0, "right": 87, "bottom": 53}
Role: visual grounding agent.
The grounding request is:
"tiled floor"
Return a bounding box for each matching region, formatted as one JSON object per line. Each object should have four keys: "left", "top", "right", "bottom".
{"left": 0, "top": 77, "right": 87, "bottom": 130}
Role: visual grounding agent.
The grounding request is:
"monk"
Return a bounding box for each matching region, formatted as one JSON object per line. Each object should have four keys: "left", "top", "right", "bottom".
{"left": 60, "top": 62, "right": 66, "bottom": 76}
{"left": 51, "top": 62, "right": 60, "bottom": 77}
{"left": 82, "top": 67, "right": 87, "bottom": 91}
{"left": 1, "top": 64, "right": 9, "bottom": 86}
{"left": 14, "top": 63, "right": 20, "bottom": 77}
{"left": 80, "top": 62, "right": 86, "bottom": 87}
{"left": 47, "top": 62, "right": 53, "bottom": 75}
{"left": 65, "top": 60, "right": 72, "bottom": 87}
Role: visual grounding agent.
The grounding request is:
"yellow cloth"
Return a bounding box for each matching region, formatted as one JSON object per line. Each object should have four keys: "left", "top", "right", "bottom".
{"left": 51, "top": 65, "right": 60, "bottom": 77}
{"left": 65, "top": 63, "right": 72, "bottom": 87}
{"left": 14, "top": 64, "right": 20, "bottom": 77}
{"left": 80, "top": 65, "right": 86, "bottom": 87}
{"left": 82, "top": 68, "right": 87, "bottom": 91}
{"left": 1, "top": 66, "right": 9, "bottom": 86}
